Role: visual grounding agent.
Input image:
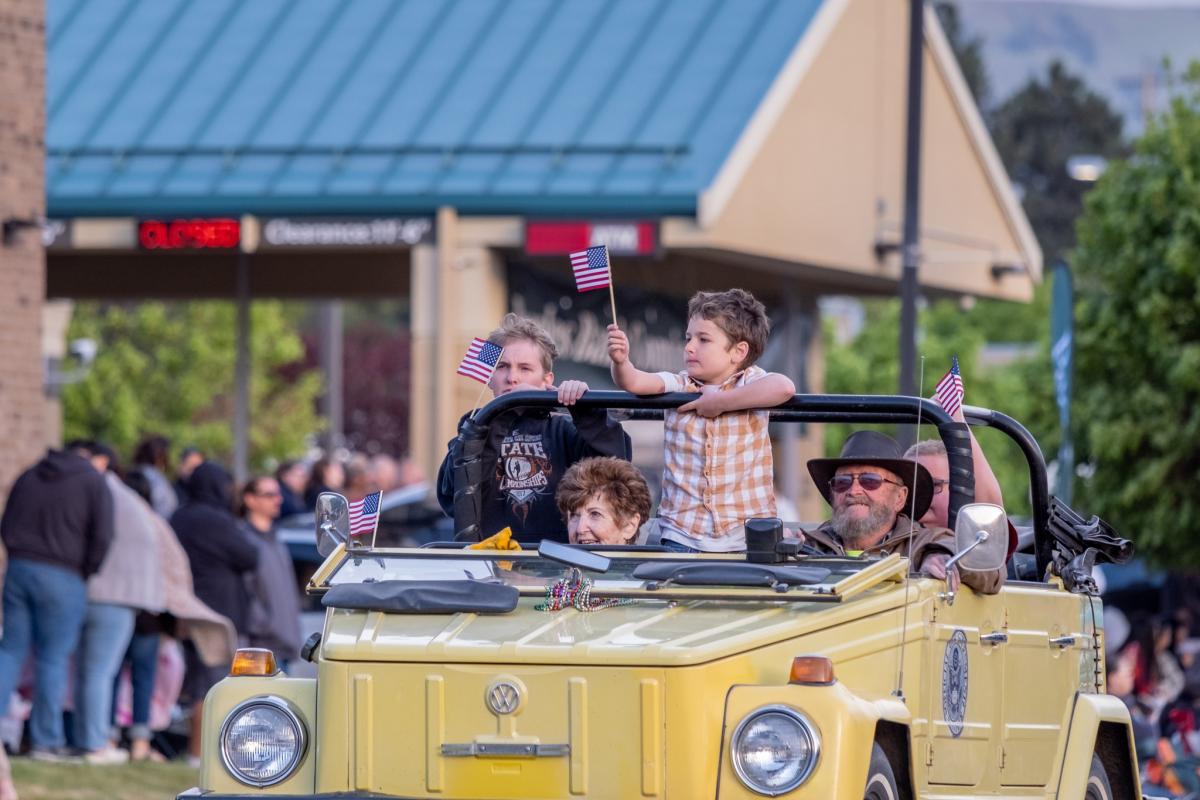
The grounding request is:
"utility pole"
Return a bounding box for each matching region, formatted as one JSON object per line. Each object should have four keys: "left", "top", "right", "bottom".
{"left": 899, "top": 0, "right": 925, "bottom": 400}
{"left": 233, "top": 253, "right": 251, "bottom": 484}
{"left": 319, "top": 301, "right": 344, "bottom": 453}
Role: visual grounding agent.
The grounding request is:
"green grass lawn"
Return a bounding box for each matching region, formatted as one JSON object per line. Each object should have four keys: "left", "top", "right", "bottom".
{"left": 11, "top": 759, "right": 197, "bottom": 800}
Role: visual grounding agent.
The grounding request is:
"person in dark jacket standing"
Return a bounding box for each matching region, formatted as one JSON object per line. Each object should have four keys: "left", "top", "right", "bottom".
{"left": 171, "top": 462, "right": 258, "bottom": 639}
{"left": 0, "top": 441, "right": 114, "bottom": 759}
{"left": 238, "top": 477, "right": 303, "bottom": 669}
{"left": 170, "top": 461, "right": 257, "bottom": 763}
{"left": 437, "top": 314, "right": 631, "bottom": 544}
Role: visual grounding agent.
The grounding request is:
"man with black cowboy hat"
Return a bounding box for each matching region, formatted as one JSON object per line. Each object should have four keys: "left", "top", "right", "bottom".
{"left": 802, "top": 430, "right": 1003, "bottom": 595}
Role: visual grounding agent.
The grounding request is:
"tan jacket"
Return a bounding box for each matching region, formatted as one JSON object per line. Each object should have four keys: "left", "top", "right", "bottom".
{"left": 151, "top": 512, "right": 239, "bottom": 668}
{"left": 805, "top": 513, "right": 1004, "bottom": 595}
{"left": 89, "top": 473, "right": 167, "bottom": 611}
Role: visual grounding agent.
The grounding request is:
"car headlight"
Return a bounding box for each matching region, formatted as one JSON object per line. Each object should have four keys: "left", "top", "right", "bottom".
{"left": 731, "top": 705, "right": 820, "bottom": 795}
{"left": 219, "top": 696, "right": 307, "bottom": 787}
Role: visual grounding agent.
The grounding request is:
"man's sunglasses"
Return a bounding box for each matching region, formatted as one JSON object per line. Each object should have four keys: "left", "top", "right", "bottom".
{"left": 829, "top": 472, "right": 904, "bottom": 493}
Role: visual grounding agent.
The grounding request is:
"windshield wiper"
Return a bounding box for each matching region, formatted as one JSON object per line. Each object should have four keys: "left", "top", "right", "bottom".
{"left": 631, "top": 562, "right": 831, "bottom": 590}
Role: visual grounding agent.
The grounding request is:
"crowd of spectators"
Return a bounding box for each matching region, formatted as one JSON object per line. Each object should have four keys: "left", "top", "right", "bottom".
{"left": 1107, "top": 598, "right": 1200, "bottom": 798}
{"left": 0, "top": 435, "right": 420, "bottom": 780}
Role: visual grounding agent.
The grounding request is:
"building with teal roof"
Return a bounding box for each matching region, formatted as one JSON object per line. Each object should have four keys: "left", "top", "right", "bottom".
{"left": 43, "top": 0, "right": 1039, "bottom": 515}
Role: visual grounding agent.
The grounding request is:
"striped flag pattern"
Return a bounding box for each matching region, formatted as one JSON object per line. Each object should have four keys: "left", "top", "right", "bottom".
{"left": 348, "top": 491, "right": 382, "bottom": 538}
{"left": 456, "top": 338, "right": 503, "bottom": 384}
{"left": 932, "top": 356, "right": 965, "bottom": 417}
{"left": 569, "top": 245, "right": 611, "bottom": 292}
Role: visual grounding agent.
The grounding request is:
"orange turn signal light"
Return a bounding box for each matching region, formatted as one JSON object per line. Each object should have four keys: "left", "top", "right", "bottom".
{"left": 788, "top": 656, "right": 835, "bottom": 686}
{"left": 229, "top": 648, "right": 279, "bottom": 677}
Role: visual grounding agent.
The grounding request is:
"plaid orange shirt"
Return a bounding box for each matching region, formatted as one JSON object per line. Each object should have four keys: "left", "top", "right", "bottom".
{"left": 655, "top": 366, "right": 777, "bottom": 549}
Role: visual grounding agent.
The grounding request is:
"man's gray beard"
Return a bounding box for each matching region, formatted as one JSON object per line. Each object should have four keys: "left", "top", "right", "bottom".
{"left": 831, "top": 499, "right": 896, "bottom": 549}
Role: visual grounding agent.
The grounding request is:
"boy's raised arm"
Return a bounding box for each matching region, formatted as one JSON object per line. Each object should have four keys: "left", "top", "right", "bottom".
{"left": 608, "top": 323, "right": 667, "bottom": 395}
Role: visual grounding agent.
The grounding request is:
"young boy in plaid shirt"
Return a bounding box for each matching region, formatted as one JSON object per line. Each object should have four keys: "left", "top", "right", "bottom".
{"left": 608, "top": 289, "right": 795, "bottom": 552}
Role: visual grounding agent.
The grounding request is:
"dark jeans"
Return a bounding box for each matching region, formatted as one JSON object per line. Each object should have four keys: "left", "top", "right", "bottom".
{"left": 114, "top": 632, "right": 160, "bottom": 740}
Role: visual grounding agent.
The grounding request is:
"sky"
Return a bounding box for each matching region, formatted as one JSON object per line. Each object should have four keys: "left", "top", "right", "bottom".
{"left": 952, "top": 0, "right": 1200, "bottom": 131}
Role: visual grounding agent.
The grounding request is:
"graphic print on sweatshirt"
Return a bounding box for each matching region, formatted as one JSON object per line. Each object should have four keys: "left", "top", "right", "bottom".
{"left": 496, "top": 431, "right": 554, "bottom": 522}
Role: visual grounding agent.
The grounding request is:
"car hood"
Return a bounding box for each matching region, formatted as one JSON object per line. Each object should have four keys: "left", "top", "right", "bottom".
{"left": 320, "top": 583, "right": 908, "bottom": 667}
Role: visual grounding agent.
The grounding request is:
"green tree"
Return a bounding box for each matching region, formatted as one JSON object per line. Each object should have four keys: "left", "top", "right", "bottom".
{"left": 1071, "top": 62, "right": 1200, "bottom": 567}
{"left": 62, "top": 302, "right": 323, "bottom": 469}
{"left": 824, "top": 297, "right": 1058, "bottom": 517}
{"left": 990, "top": 61, "right": 1128, "bottom": 266}
{"left": 935, "top": 1, "right": 989, "bottom": 106}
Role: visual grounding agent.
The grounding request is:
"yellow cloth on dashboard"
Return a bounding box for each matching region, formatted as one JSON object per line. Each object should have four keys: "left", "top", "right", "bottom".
{"left": 467, "top": 527, "right": 523, "bottom": 551}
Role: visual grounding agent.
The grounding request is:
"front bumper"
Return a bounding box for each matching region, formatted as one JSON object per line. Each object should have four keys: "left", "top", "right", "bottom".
{"left": 178, "top": 791, "right": 397, "bottom": 799}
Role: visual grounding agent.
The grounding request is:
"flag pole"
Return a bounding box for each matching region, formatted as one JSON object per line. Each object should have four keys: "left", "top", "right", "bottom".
{"left": 468, "top": 346, "right": 504, "bottom": 420}
{"left": 368, "top": 490, "right": 383, "bottom": 550}
{"left": 606, "top": 250, "right": 618, "bottom": 325}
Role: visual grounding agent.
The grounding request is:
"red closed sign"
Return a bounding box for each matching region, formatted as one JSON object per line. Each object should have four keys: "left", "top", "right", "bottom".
{"left": 139, "top": 218, "right": 240, "bottom": 250}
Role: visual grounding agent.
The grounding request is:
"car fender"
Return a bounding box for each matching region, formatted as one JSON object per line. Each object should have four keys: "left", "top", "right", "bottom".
{"left": 718, "top": 681, "right": 911, "bottom": 798}
{"left": 199, "top": 676, "right": 318, "bottom": 795}
{"left": 1055, "top": 692, "right": 1141, "bottom": 799}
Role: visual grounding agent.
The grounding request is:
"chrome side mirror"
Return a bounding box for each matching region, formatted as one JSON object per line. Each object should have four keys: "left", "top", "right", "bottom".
{"left": 315, "top": 492, "right": 350, "bottom": 557}
{"left": 940, "top": 503, "right": 1009, "bottom": 603}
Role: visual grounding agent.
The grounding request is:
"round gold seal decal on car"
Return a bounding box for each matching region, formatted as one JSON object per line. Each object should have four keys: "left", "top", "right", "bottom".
{"left": 485, "top": 678, "right": 525, "bottom": 716}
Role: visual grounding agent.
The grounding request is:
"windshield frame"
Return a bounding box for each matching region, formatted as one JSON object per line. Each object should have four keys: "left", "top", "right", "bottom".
{"left": 309, "top": 546, "right": 909, "bottom": 604}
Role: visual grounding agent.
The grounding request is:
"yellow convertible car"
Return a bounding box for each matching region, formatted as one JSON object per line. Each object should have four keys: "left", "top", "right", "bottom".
{"left": 179, "top": 392, "right": 1142, "bottom": 799}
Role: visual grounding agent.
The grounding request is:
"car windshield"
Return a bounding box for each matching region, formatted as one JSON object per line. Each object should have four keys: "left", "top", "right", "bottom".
{"left": 321, "top": 548, "right": 901, "bottom": 602}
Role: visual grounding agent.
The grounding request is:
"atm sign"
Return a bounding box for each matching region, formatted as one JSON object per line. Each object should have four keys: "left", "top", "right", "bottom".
{"left": 139, "top": 218, "right": 240, "bottom": 250}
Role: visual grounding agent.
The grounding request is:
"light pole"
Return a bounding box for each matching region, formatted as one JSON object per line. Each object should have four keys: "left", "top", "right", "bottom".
{"left": 899, "top": 0, "right": 925, "bottom": 401}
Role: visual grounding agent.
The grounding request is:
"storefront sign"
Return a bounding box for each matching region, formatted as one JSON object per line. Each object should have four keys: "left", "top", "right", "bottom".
{"left": 138, "top": 218, "right": 240, "bottom": 250}
{"left": 524, "top": 221, "right": 657, "bottom": 256}
{"left": 260, "top": 216, "right": 434, "bottom": 248}
{"left": 507, "top": 262, "right": 684, "bottom": 380}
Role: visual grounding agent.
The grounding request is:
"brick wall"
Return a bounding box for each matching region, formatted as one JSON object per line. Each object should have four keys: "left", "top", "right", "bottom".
{"left": 0, "top": 0, "right": 47, "bottom": 497}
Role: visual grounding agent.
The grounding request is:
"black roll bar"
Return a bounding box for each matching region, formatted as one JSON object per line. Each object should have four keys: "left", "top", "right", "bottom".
{"left": 622, "top": 403, "right": 1049, "bottom": 572}
{"left": 961, "top": 405, "right": 1052, "bottom": 576}
{"left": 450, "top": 391, "right": 1059, "bottom": 560}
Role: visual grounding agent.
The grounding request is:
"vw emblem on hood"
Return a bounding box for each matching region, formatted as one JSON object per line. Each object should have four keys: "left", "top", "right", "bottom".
{"left": 485, "top": 679, "right": 524, "bottom": 716}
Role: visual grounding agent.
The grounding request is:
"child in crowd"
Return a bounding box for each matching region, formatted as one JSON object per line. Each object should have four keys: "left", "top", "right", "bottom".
{"left": 438, "top": 314, "right": 631, "bottom": 543}
{"left": 608, "top": 288, "right": 794, "bottom": 552}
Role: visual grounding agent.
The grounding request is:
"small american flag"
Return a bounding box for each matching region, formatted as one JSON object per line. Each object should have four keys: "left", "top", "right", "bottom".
{"left": 456, "top": 338, "right": 503, "bottom": 384}
{"left": 933, "top": 356, "right": 965, "bottom": 417}
{"left": 569, "top": 245, "right": 611, "bottom": 292}
{"left": 348, "top": 491, "right": 382, "bottom": 538}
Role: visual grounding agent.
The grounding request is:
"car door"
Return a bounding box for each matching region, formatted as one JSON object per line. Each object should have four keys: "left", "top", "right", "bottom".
{"left": 998, "top": 581, "right": 1093, "bottom": 787}
{"left": 923, "top": 586, "right": 1006, "bottom": 788}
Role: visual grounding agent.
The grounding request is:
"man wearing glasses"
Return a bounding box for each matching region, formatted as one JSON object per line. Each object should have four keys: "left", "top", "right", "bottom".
{"left": 906, "top": 431, "right": 1019, "bottom": 564}
{"left": 801, "top": 431, "right": 1003, "bottom": 594}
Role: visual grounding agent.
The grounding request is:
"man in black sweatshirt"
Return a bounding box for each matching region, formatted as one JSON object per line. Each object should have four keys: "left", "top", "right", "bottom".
{"left": 438, "top": 314, "right": 631, "bottom": 544}
{"left": 0, "top": 440, "right": 114, "bottom": 758}
{"left": 170, "top": 461, "right": 258, "bottom": 762}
